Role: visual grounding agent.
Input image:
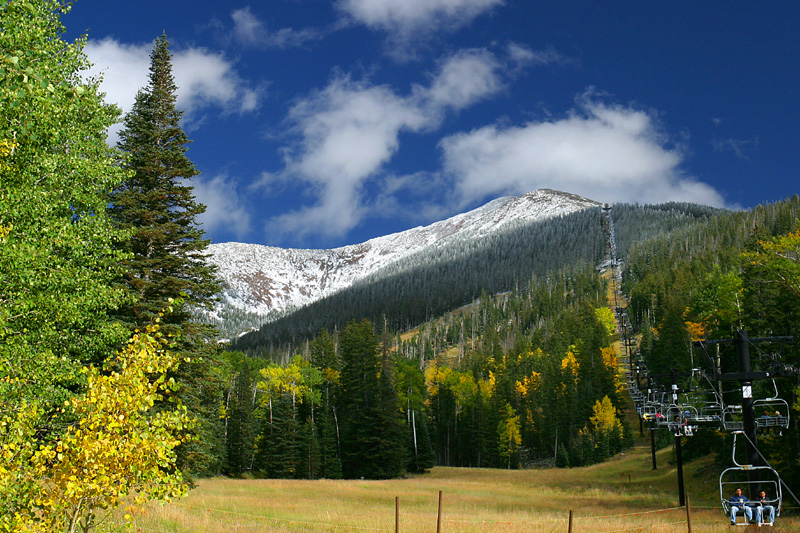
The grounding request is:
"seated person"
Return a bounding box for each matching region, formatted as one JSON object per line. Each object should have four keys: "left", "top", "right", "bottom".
{"left": 729, "top": 487, "right": 753, "bottom": 524}
{"left": 757, "top": 490, "right": 776, "bottom": 526}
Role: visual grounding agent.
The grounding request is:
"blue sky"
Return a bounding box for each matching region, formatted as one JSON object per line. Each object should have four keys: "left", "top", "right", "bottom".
{"left": 65, "top": 1, "right": 799, "bottom": 249}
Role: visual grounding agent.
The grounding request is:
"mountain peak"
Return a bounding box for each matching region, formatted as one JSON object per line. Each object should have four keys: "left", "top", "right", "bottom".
{"left": 205, "top": 189, "right": 600, "bottom": 337}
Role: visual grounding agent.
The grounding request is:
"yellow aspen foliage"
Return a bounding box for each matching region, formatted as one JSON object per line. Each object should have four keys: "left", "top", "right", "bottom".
{"left": 515, "top": 371, "right": 541, "bottom": 397}
{"left": 590, "top": 396, "right": 622, "bottom": 434}
{"left": 685, "top": 320, "right": 706, "bottom": 342}
{"left": 594, "top": 306, "right": 617, "bottom": 337}
{"left": 0, "top": 139, "right": 16, "bottom": 172}
{"left": 257, "top": 356, "right": 322, "bottom": 421}
{"left": 322, "top": 367, "right": 340, "bottom": 385}
{"left": 484, "top": 371, "right": 496, "bottom": 398}
{"left": 601, "top": 346, "right": 617, "bottom": 370}
{"left": 424, "top": 362, "right": 449, "bottom": 398}
{"left": 3, "top": 316, "right": 192, "bottom": 533}
{"left": 497, "top": 403, "right": 522, "bottom": 468}
{"left": 561, "top": 350, "right": 579, "bottom": 375}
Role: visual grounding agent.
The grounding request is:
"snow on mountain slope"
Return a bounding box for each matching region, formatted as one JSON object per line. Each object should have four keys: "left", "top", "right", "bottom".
{"left": 207, "top": 189, "right": 601, "bottom": 326}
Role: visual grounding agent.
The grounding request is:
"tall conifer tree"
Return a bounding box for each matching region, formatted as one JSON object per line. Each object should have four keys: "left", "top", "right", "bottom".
{"left": 338, "top": 320, "right": 406, "bottom": 478}
{"left": 111, "top": 33, "right": 219, "bottom": 324}
{"left": 110, "top": 34, "right": 224, "bottom": 475}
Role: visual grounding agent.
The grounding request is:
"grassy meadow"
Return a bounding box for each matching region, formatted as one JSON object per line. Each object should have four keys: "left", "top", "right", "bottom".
{"left": 118, "top": 445, "right": 800, "bottom": 532}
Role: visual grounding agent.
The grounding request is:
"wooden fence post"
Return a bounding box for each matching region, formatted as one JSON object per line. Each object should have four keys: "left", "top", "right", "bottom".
{"left": 568, "top": 509, "right": 573, "bottom": 533}
{"left": 436, "top": 490, "right": 443, "bottom": 533}
{"left": 686, "top": 494, "right": 692, "bottom": 533}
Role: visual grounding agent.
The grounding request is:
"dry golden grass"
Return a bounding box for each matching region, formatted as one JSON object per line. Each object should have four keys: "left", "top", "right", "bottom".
{"left": 118, "top": 445, "right": 800, "bottom": 532}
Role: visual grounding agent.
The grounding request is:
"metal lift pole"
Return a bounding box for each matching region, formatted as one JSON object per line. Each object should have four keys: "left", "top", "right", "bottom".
{"left": 672, "top": 380, "right": 686, "bottom": 507}
{"left": 675, "top": 432, "right": 685, "bottom": 506}
{"left": 736, "top": 330, "right": 760, "bottom": 493}
{"left": 650, "top": 409, "right": 657, "bottom": 470}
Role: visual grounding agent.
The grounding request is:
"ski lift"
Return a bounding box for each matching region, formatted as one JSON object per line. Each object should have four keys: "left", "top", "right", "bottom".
{"left": 690, "top": 401, "right": 722, "bottom": 426}
{"left": 754, "top": 381, "right": 790, "bottom": 430}
{"left": 663, "top": 370, "right": 723, "bottom": 428}
{"left": 639, "top": 388, "right": 661, "bottom": 421}
{"left": 719, "top": 433, "right": 782, "bottom": 526}
{"left": 722, "top": 405, "right": 744, "bottom": 431}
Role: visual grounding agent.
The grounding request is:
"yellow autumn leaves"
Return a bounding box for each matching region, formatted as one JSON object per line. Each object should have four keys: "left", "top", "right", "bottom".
{"left": 1, "top": 320, "right": 191, "bottom": 532}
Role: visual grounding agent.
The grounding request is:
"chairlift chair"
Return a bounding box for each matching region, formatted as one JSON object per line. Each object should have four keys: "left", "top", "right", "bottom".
{"left": 754, "top": 381, "right": 790, "bottom": 430}
{"left": 723, "top": 405, "right": 744, "bottom": 431}
{"left": 720, "top": 468, "right": 781, "bottom": 526}
{"left": 690, "top": 401, "right": 722, "bottom": 426}
{"left": 719, "top": 432, "right": 783, "bottom": 526}
{"left": 754, "top": 398, "right": 790, "bottom": 430}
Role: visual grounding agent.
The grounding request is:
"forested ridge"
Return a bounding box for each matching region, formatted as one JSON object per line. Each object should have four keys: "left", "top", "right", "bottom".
{"left": 234, "top": 201, "right": 720, "bottom": 355}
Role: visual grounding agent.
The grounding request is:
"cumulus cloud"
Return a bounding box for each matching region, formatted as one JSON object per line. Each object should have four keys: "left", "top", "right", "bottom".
{"left": 190, "top": 175, "right": 252, "bottom": 240}
{"left": 84, "top": 37, "right": 261, "bottom": 142}
{"left": 230, "top": 7, "right": 323, "bottom": 49}
{"left": 439, "top": 97, "right": 726, "bottom": 208}
{"left": 337, "top": 0, "right": 503, "bottom": 58}
{"left": 267, "top": 77, "right": 429, "bottom": 240}
{"left": 424, "top": 48, "right": 503, "bottom": 110}
{"left": 265, "top": 47, "right": 513, "bottom": 240}
{"left": 83, "top": 38, "right": 152, "bottom": 116}
{"left": 171, "top": 48, "right": 260, "bottom": 115}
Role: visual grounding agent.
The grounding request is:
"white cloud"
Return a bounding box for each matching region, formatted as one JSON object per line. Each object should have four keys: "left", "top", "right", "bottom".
{"left": 171, "top": 48, "right": 260, "bottom": 115}
{"left": 711, "top": 136, "right": 759, "bottom": 160}
{"left": 266, "top": 47, "right": 518, "bottom": 240}
{"left": 438, "top": 97, "right": 727, "bottom": 208}
{"left": 84, "top": 37, "right": 261, "bottom": 142}
{"left": 231, "top": 7, "right": 323, "bottom": 49}
{"left": 83, "top": 38, "right": 151, "bottom": 117}
{"left": 425, "top": 49, "right": 503, "bottom": 110}
{"left": 268, "top": 76, "right": 430, "bottom": 240}
{"left": 190, "top": 175, "right": 252, "bottom": 240}
{"left": 506, "top": 43, "right": 569, "bottom": 68}
{"left": 337, "top": 0, "right": 503, "bottom": 57}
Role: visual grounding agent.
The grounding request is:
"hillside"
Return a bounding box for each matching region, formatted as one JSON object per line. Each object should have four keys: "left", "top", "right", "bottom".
{"left": 203, "top": 189, "right": 601, "bottom": 338}
{"left": 232, "top": 200, "right": 721, "bottom": 353}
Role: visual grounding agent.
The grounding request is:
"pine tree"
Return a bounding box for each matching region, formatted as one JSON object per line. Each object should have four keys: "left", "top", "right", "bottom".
{"left": 111, "top": 33, "right": 220, "bottom": 327}
{"left": 110, "top": 34, "right": 224, "bottom": 475}
{"left": 224, "top": 361, "right": 256, "bottom": 475}
{"left": 337, "top": 319, "right": 406, "bottom": 478}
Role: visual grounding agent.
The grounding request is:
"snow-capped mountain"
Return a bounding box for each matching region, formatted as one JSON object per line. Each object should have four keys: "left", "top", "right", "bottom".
{"left": 206, "top": 189, "right": 601, "bottom": 334}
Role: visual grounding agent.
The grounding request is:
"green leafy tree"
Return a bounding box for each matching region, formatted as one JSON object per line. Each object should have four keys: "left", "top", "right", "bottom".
{"left": 109, "top": 34, "right": 224, "bottom": 475}
{"left": 1, "top": 0, "right": 131, "bottom": 518}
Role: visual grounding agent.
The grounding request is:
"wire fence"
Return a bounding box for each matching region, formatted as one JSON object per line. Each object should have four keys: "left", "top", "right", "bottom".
{"left": 116, "top": 498, "right": 800, "bottom": 532}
